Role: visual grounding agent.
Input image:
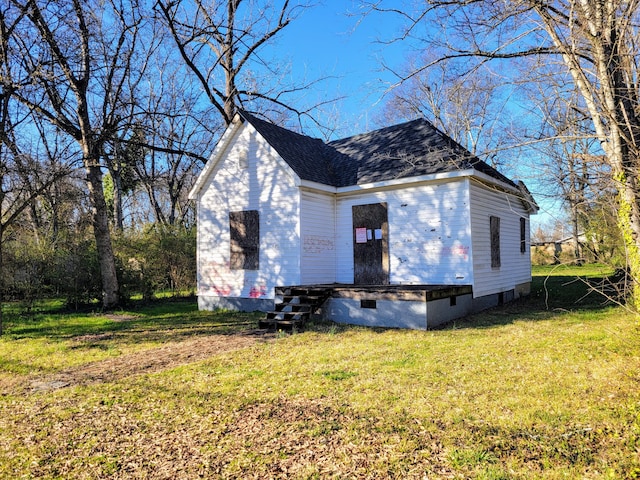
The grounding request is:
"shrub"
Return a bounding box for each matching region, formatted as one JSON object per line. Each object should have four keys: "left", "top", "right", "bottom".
{"left": 115, "top": 224, "right": 196, "bottom": 300}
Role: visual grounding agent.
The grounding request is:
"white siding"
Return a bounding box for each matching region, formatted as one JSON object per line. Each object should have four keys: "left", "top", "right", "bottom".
{"left": 469, "top": 180, "right": 531, "bottom": 298}
{"left": 300, "top": 190, "right": 337, "bottom": 283}
{"left": 195, "top": 120, "right": 531, "bottom": 300}
{"left": 335, "top": 180, "right": 473, "bottom": 285}
{"left": 196, "top": 123, "right": 301, "bottom": 300}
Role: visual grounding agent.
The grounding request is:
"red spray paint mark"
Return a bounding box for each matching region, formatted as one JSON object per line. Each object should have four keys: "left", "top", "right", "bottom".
{"left": 213, "top": 285, "right": 232, "bottom": 296}
{"left": 249, "top": 285, "right": 267, "bottom": 298}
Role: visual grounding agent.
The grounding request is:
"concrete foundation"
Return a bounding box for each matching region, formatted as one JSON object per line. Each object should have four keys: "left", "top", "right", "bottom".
{"left": 198, "top": 295, "right": 272, "bottom": 313}
{"left": 322, "top": 292, "right": 475, "bottom": 330}
{"left": 197, "top": 282, "right": 531, "bottom": 330}
{"left": 320, "top": 284, "right": 529, "bottom": 330}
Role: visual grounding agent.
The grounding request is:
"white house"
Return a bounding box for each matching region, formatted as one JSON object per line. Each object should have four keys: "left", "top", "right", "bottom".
{"left": 189, "top": 111, "right": 538, "bottom": 329}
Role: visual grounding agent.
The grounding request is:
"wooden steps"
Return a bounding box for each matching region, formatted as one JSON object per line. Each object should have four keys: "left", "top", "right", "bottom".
{"left": 259, "top": 287, "right": 331, "bottom": 331}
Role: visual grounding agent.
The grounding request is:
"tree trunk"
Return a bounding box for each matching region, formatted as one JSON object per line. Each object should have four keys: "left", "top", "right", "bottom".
{"left": 572, "top": 205, "right": 582, "bottom": 265}
{"left": 113, "top": 169, "right": 124, "bottom": 231}
{"left": 86, "top": 163, "right": 119, "bottom": 309}
{"left": 616, "top": 168, "right": 640, "bottom": 308}
{"left": 0, "top": 224, "right": 4, "bottom": 336}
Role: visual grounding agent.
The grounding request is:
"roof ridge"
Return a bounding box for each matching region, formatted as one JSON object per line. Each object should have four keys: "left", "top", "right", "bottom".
{"left": 328, "top": 117, "right": 427, "bottom": 145}
{"left": 238, "top": 110, "right": 515, "bottom": 189}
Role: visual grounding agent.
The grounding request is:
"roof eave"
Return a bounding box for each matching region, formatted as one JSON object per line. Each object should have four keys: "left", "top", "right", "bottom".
{"left": 299, "top": 180, "right": 338, "bottom": 194}
{"left": 299, "top": 168, "right": 523, "bottom": 195}
{"left": 469, "top": 170, "right": 521, "bottom": 194}
{"left": 469, "top": 174, "right": 540, "bottom": 214}
{"left": 516, "top": 180, "right": 540, "bottom": 214}
{"left": 335, "top": 169, "right": 477, "bottom": 194}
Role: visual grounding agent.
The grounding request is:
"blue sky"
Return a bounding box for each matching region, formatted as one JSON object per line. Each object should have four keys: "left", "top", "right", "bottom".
{"left": 275, "top": 2, "right": 411, "bottom": 137}
{"left": 273, "top": 2, "right": 560, "bottom": 230}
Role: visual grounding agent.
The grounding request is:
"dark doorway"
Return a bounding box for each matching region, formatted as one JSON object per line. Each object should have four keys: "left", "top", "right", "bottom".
{"left": 352, "top": 203, "right": 389, "bottom": 285}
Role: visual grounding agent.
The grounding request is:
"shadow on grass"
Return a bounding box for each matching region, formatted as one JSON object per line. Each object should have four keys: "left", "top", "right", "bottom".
{"left": 441, "top": 272, "right": 625, "bottom": 330}
{"left": 2, "top": 298, "right": 263, "bottom": 343}
{"left": 2, "top": 267, "right": 628, "bottom": 340}
{"left": 303, "top": 271, "right": 626, "bottom": 334}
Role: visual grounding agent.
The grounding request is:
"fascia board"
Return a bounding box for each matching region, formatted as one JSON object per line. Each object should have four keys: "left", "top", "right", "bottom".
{"left": 468, "top": 173, "right": 540, "bottom": 214}
{"left": 298, "top": 169, "right": 522, "bottom": 199}
{"left": 469, "top": 175, "right": 540, "bottom": 215}
{"left": 334, "top": 169, "right": 476, "bottom": 195}
{"left": 298, "top": 170, "right": 474, "bottom": 195}
{"left": 468, "top": 171, "right": 521, "bottom": 195}
{"left": 299, "top": 180, "right": 338, "bottom": 194}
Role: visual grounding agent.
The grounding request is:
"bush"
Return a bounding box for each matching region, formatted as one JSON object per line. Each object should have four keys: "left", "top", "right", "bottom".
{"left": 1, "top": 234, "right": 102, "bottom": 310}
{"left": 53, "top": 239, "right": 102, "bottom": 309}
{"left": 1, "top": 222, "right": 195, "bottom": 309}
{"left": 115, "top": 224, "right": 196, "bottom": 300}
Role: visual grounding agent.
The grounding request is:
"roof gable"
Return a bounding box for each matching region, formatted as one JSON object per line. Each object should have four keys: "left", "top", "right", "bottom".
{"left": 188, "top": 117, "right": 244, "bottom": 199}
{"left": 239, "top": 110, "right": 516, "bottom": 189}
{"left": 238, "top": 111, "right": 339, "bottom": 185}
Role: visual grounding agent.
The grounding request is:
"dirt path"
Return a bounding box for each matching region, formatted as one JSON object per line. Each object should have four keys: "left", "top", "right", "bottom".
{"left": 28, "top": 330, "right": 274, "bottom": 393}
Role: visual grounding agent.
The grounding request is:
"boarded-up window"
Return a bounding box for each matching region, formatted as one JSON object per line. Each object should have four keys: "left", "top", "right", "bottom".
{"left": 229, "top": 210, "right": 259, "bottom": 270}
{"left": 520, "top": 217, "right": 526, "bottom": 253}
{"left": 490, "top": 216, "right": 500, "bottom": 268}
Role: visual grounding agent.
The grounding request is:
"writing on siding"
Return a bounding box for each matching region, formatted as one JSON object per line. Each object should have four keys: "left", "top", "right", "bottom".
{"left": 441, "top": 245, "right": 470, "bottom": 259}
{"left": 303, "top": 235, "right": 335, "bottom": 254}
{"left": 199, "top": 284, "right": 232, "bottom": 296}
{"left": 421, "top": 243, "right": 470, "bottom": 261}
{"left": 213, "top": 285, "right": 232, "bottom": 296}
{"left": 199, "top": 283, "right": 266, "bottom": 298}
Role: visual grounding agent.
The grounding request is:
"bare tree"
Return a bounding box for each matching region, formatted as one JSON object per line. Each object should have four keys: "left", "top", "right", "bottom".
{"left": 156, "top": 0, "right": 327, "bottom": 126}
{"left": 134, "top": 51, "right": 218, "bottom": 226}
{"left": 6, "top": 0, "right": 152, "bottom": 308}
{"left": 532, "top": 80, "right": 617, "bottom": 264}
{"left": 379, "top": 55, "right": 514, "bottom": 166}
{"left": 0, "top": 6, "right": 73, "bottom": 332}
{"left": 367, "top": 0, "right": 640, "bottom": 306}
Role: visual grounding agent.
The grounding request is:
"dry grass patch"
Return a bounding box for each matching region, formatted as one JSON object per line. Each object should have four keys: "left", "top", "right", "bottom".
{"left": 27, "top": 331, "right": 267, "bottom": 393}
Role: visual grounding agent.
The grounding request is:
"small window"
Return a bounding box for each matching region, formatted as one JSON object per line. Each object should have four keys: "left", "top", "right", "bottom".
{"left": 229, "top": 210, "right": 259, "bottom": 270}
{"left": 490, "top": 216, "right": 500, "bottom": 268}
{"left": 520, "top": 217, "right": 526, "bottom": 253}
{"left": 360, "top": 299, "right": 377, "bottom": 309}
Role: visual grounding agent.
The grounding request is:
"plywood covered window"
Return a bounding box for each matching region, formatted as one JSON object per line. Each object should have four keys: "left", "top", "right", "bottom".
{"left": 520, "top": 217, "right": 526, "bottom": 253}
{"left": 490, "top": 216, "right": 500, "bottom": 268}
{"left": 229, "top": 210, "right": 259, "bottom": 270}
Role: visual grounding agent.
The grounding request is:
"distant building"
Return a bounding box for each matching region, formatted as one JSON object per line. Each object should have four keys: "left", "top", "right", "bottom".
{"left": 531, "top": 233, "right": 587, "bottom": 265}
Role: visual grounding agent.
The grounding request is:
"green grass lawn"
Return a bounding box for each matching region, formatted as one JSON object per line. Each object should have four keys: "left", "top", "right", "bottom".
{"left": 0, "top": 266, "right": 639, "bottom": 479}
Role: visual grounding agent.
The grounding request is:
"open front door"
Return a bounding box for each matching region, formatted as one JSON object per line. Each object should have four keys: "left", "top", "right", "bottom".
{"left": 352, "top": 203, "right": 389, "bottom": 285}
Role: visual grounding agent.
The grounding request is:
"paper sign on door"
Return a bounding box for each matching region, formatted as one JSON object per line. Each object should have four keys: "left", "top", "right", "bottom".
{"left": 355, "top": 227, "right": 367, "bottom": 243}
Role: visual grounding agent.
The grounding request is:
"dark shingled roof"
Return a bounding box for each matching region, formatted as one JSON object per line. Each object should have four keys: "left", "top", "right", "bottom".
{"left": 238, "top": 110, "right": 515, "bottom": 188}
{"left": 238, "top": 111, "right": 341, "bottom": 185}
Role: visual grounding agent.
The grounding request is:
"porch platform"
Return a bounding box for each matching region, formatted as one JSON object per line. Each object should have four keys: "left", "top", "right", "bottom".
{"left": 320, "top": 283, "right": 473, "bottom": 301}
{"left": 266, "top": 284, "right": 477, "bottom": 331}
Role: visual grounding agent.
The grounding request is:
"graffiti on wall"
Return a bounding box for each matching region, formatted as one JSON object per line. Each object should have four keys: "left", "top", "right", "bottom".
{"left": 303, "top": 235, "right": 335, "bottom": 254}
{"left": 440, "top": 245, "right": 470, "bottom": 260}
{"left": 248, "top": 285, "right": 267, "bottom": 298}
